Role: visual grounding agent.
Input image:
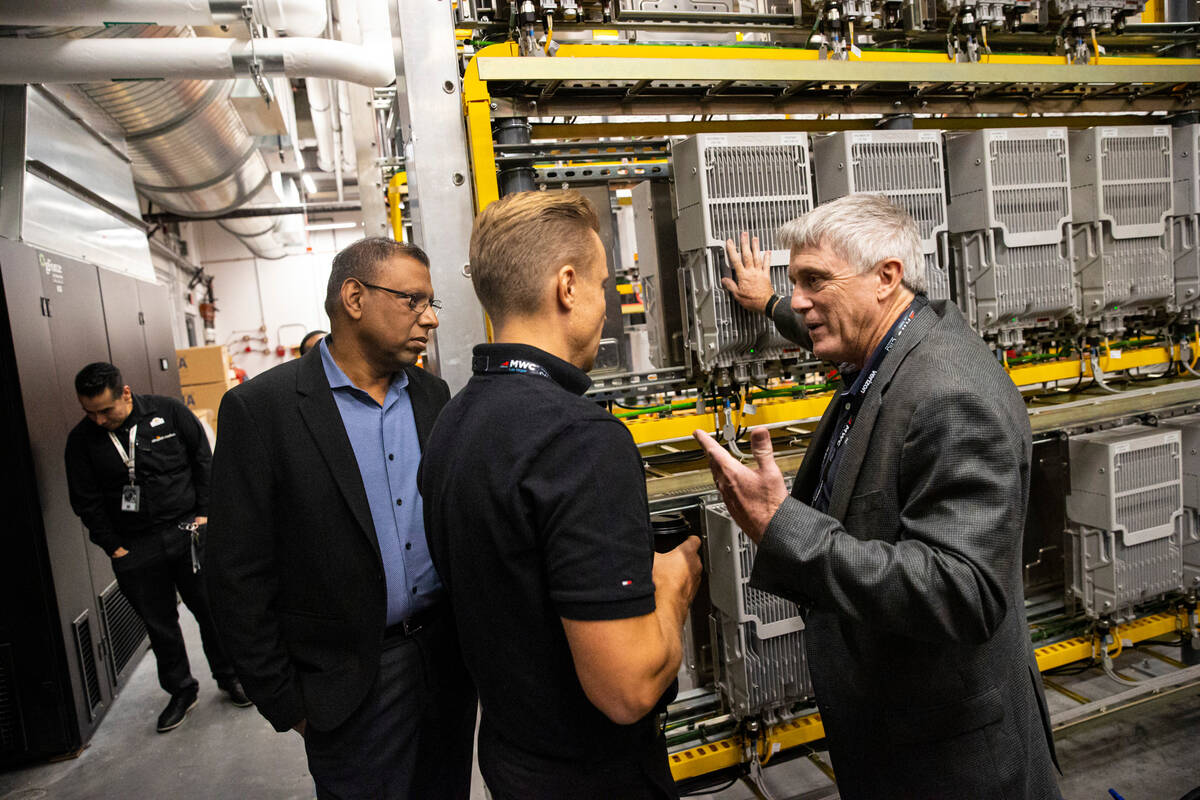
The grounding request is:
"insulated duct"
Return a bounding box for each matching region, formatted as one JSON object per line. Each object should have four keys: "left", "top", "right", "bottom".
{"left": 47, "top": 24, "right": 299, "bottom": 258}
{"left": 1, "top": 0, "right": 327, "bottom": 36}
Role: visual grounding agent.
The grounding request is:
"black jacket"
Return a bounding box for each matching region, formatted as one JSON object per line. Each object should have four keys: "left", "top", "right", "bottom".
{"left": 205, "top": 347, "right": 449, "bottom": 732}
{"left": 65, "top": 393, "right": 211, "bottom": 555}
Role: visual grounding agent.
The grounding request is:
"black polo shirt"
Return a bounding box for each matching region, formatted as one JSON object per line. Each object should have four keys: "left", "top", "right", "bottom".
{"left": 420, "top": 343, "right": 676, "bottom": 799}
{"left": 65, "top": 393, "right": 211, "bottom": 555}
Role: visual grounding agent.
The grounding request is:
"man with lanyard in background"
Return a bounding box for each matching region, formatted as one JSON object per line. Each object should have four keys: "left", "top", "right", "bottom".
{"left": 65, "top": 362, "right": 249, "bottom": 734}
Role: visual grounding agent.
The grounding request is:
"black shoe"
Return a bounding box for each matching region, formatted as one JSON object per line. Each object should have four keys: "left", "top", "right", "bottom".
{"left": 156, "top": 690, "right": 199, "bottom": 733}
{"left": 217, "top": 678, "right": 253, "bottom": 708}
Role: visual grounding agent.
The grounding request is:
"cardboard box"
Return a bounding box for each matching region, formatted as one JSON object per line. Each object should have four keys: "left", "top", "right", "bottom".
{"left": 181, "top": 379, "right": 236, "bottom": 432}
{"left": 177, "top": 345, "right": 232, "bottom": 386}
{"left": 190, "top": 406, "right": 217, "bottom": 445}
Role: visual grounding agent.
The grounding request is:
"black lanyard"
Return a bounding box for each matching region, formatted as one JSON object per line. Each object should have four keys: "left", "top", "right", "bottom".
{"left": 472, "top": 354, "right": 551, "bottom": 379}
{"left": 812, "top": 296, "right": 927, "bottom": 506}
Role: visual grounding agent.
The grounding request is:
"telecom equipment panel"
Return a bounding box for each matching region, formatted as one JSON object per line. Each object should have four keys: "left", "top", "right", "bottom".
{"left": 1172, "top": 124, "right": 1200, "bottom": 315}
{"left": 1065, "top": 425, "right": 1185, "bottom": 618}
{"left": 704, "top": 504, "right": 810, "bottom": 722}
{"left": 946, "top": 127, "right": 1075, "bottom": 346}
{"left": 813, "top": 129, "right": 951, "bottom": 301}
{"left": 1160, "top": 413, "right": 1200, "bottom": 592}
{"left": 674, "top": 132, "right": 813, "bottom": 380}
{"left": 1069, "top": 125, "right": 1174, "bottom": 332}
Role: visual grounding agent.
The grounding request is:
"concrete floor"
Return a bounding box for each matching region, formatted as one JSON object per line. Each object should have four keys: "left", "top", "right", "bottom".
{"left": 1, "top": 612, "right": 1198, "bottom": 800}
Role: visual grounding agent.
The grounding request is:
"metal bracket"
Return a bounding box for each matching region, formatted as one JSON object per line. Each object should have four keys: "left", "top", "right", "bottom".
{"left": 241, "top": 3, "right": 275, "bottom": 107}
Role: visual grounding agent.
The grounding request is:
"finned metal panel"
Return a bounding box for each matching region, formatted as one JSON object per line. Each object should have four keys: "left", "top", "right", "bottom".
{"left": 1174, "top": 124, "right": 1199, "bottom": 218}
{"left": 1066, "top": 425, "right": 1183, "bottom": 547}
{"left": 675, "top": 132, "right": 811, "bottom": 256}
{"left": 1071, "top": 222, "right": 1173, "bottom": 324}
{"left": 1172, "top": 125, "right": 1200, "bottom": 314}
{"left": 1066, "top": 525, "right": 1185, "bottom": 619}
{"left": 98, "top": 581, "right": 147, "bottom": 688}
{"left": 947, "top": 127, "right": 1074, "bottom": 341}
{"left": 1172, "top": 214, "right": 1200, "bottom": 313}
{"left": 1160, "top": 412, "right": 1200, "bottom": 591}
{"left": 705, "top": 504, "right": 810, "bottom": 721}
{"left": 675, "top": 133, "right": 812, "bottom": 377}
{"left": 953, "top": 233, "right": 1074, "bottom": 341}
{"left": 813, "top": 129, "right": 951, "bottom": 300}
{"left": 1070, "top": 125, "right": 1173, "bottom": 240}
{"left": 71, "top": 613, "right": 101, "bottom": 722}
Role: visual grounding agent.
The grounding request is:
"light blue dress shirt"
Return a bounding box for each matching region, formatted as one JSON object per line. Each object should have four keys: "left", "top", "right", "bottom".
{"left": 319, "top": 338, "right": 442, "bottom": 625}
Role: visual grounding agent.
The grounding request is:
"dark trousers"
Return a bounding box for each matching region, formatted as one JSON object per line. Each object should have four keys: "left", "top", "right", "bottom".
{"left": 302, "top": 612, "right": 477, "bottom": 800}
{"left": 111, "top": 524, "right": 236, "bottom": 696}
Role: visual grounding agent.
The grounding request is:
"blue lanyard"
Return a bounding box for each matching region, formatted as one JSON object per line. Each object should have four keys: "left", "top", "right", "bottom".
{"left": 812, "top": 296, "right": 927, "bottom": 506}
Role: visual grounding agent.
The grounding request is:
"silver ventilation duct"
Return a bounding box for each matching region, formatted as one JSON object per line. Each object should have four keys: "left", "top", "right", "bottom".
{"left": 38, "top": 24, "right": 302, "bottom": 259}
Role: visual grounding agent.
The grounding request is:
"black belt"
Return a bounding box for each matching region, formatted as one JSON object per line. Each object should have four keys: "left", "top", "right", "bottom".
{"left": 382, "top": 605, "right": 442, "bottom": 641}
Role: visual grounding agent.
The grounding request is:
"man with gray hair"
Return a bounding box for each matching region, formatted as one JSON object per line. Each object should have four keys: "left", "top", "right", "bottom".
{"left": 698, "top": 194, "right": 1060, "bottom": 798}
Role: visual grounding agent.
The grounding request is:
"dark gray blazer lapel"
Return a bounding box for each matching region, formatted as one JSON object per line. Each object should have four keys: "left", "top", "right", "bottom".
{"left": 826, "top": 302, "right": 940, "bottom": 521}
{"left": 295, "top": 349, "right": 380, "bottom": 558}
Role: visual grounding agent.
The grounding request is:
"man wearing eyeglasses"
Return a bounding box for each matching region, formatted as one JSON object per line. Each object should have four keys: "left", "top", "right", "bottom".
{"left": 205, "top": 237, "right": 475, "bottom": 799}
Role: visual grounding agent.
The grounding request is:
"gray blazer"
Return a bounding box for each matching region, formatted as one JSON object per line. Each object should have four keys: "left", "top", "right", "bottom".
{"left": 753, "top": 300, "right": 1060, "bottom": 800}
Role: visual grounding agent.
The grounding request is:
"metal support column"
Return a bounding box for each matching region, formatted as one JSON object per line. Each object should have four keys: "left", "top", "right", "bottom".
{"left": 392, "top": 0, "right": 488, "bottom": 391}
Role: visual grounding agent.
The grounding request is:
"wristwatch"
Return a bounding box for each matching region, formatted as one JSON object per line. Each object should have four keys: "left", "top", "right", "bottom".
{"left": 764, "top": 294, "right": 782, "bottom": 316}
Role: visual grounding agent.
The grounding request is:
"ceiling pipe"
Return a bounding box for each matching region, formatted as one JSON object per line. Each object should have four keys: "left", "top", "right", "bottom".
{"left": 0, "top": 8, "right": 396, "bottom": 88}
{"left": 305, "top": 77, "right": 338, "bottom": 173}
{"left": 145, "top": 201, "right": 362, "bottom": 224}
{"left": 0, "top": 0, "right": 329, "bottom": 37}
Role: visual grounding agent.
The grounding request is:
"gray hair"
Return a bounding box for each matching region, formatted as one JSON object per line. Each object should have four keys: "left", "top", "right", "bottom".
{"left": 777, "top": 194, "right": 927, "bottom": 295}
{"left": 324, "top": 237, "right": 430, "bottom": 318}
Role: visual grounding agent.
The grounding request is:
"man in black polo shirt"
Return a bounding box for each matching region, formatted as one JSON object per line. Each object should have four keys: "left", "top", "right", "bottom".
{"left": 421, "top": 190, "right": 702, "bottom": 799}
{"left": 65, "top": 362, "right": 247, "bottom": 733}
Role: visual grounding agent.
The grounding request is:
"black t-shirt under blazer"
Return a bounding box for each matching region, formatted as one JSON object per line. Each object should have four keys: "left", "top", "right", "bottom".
{"left": 420, "top": 343, "right": 677, "bottom": 800}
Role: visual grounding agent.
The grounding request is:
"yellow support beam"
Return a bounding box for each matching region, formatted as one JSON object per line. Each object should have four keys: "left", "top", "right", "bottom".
{"left": 670, "top": 605, "right": 1195, "bottom": 782}
{"left": 386, "top": 171, "right": 407, "bottom": 242}
{"left": 669, "top": 739, "right": 742, "bottom": 781}
{"left": 624, "top": 344, "right": 1183, "bottom": 445}
{"left": 625, "top": 391, "right": 834, "bottom": 445}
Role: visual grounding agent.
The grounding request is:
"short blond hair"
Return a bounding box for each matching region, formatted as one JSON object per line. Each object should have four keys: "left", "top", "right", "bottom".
{"left": 468, "top": 190, "right": 601, "bottom": 322}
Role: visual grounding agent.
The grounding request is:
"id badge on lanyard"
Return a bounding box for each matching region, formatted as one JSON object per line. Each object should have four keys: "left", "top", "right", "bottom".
{"left": 109, "top": 425, "right": 140, "bottom": 512}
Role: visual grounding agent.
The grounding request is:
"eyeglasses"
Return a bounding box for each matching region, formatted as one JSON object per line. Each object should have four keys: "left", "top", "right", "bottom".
{"left": 360, "top": 282, "right": 443, "bottom": 315}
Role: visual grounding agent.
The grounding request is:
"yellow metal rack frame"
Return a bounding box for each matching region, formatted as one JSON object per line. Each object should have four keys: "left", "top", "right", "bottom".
{"left": 668, "top": 604, "right": 1198, "bottom": 781}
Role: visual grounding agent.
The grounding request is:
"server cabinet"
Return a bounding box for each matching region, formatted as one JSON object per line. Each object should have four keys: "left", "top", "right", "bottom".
{"left": 136, "top": 280, "right": 181, "bottom": 398}
{"left": 98, "top": 269, "right": 154, "bottom": 395}
{"left": 41, "top": 253, "right": 120, "bottom": 626}
{"left": 0, "top": 236, "right": 150, "bottom": 767}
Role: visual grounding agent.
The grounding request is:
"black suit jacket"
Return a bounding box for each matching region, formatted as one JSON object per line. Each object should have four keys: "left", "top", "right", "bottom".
{"left": 205, "top": 347, "right": 450, "bottom": 732}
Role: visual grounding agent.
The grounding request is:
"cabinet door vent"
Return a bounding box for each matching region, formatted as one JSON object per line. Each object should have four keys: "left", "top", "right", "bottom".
{"left": 98, "top": 581, "right": 147, "bottom": 685}
{"left": 72, "top": 613, "right": 102, "bottom": 720}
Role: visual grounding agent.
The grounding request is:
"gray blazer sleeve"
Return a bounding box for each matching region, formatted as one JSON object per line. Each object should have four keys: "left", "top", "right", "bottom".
{"left": 750, "top": 389, "right": 1015, "bottom": 645}
{"left": 770, "top": 301, "right": 812, "bottom": 350}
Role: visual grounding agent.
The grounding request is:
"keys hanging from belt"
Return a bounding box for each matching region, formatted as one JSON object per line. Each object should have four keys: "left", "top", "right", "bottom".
{"left": 178, "top": 520, "right": 204, "bottom": 574}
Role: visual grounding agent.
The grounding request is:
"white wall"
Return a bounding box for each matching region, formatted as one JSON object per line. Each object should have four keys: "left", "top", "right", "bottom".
{"left": 188, "top": 213, "right": 365, "bottom": 379}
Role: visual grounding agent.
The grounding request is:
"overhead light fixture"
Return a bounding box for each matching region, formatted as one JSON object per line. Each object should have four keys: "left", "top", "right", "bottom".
{"left": 302, "top": 173, "right": 318, "bottom": 194}
{"left": 304, "top": 221, "right": 359, "bottom": 231}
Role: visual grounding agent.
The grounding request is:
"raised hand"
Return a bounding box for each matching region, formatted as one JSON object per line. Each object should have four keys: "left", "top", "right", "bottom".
{"left": 694, "top": 427, "right": 788, "bottom": 543}
{"left": 722, "top": 231, "right": 775, "bottom": 313}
